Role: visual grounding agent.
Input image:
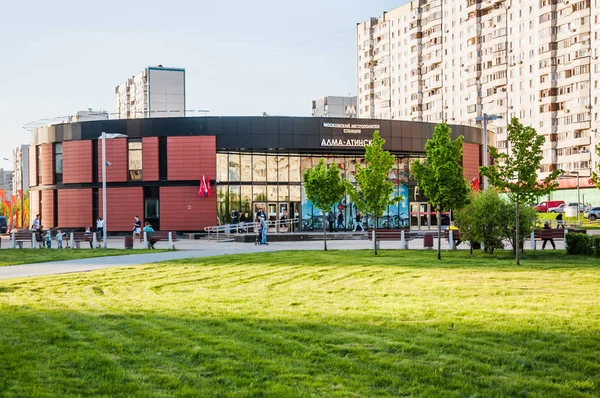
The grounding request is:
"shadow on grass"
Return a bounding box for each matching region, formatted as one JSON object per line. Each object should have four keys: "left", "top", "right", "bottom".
{"left": 0, "top": 309, "right": 598, "bottom": 397}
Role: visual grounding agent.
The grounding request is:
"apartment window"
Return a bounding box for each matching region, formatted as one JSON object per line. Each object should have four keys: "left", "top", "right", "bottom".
{"left": 54, "top": 143, "right": 63, "bottom": 184}
{"left": 128, "top": 140, "right": 143, "bottom": 181}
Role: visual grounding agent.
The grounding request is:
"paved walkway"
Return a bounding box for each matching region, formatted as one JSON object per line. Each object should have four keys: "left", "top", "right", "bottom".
{"left": 0, "top": 236, "right": 565, "bottom": 280}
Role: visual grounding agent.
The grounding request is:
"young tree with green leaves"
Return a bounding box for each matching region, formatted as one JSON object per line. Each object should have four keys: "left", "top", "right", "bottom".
{"left": 344, "top": 131, "right": 402, "bottom": 255}
{"left": 412, "top": 123, "right": 470, "bottom": 260}
{"left": 590, "top": 144, "right": 600, "bottom": 190}
{"left": 480, "top": 117, "right": 562, "bottom": 265}
{"left": 303, "top": 158, "right": 345, "bottom": 251}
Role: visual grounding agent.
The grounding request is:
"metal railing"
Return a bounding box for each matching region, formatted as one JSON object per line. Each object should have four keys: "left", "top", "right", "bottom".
{"left": 204, "top": 218, "right": 299, "bottom": 241}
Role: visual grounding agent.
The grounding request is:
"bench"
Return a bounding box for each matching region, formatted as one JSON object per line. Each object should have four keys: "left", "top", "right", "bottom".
{"left": 529, "top": 228, "right": 586, "bottom": 250}
{"left": 144, "top": 231, "right": 178, "bottom": 249}
{"left": 12, "top": 231, "right": 40, "bottom": 249}
{"left": 443, "top": 229, "right": 462, "bottom": 249}
{"left": 367, "top": 228, "right": 412, "bottom": 241}
{"left": 71, "top": 232, "right": 95, "bottom": 249}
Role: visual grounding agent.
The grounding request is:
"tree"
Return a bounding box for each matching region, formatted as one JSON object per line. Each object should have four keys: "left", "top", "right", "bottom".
{"left": 480, "top": 117, "right": 562, "bottom": 265}
{"left": 303, "top": 158, "right": 345, "bottom": 251}
{"left": 455, "top": 189, "right": 507, "bottom": 254}
{"left": 455, "top": 189, "right": 536, "bottom": 255}
{"left": 412, "top": 123, "right": 470, "bottom": 260}
{"left": 345, "top": 131, "right": 402, "bottom": 255}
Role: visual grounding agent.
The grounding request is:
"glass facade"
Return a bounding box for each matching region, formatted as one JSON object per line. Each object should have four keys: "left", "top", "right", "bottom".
{"left": 216, "top": 151, "right": 415, "bottom": 231}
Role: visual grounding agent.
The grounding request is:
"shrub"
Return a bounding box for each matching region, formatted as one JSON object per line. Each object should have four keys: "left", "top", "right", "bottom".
{"left": 565, "top": 233, "right": 592, "bottom": 255}
{"left": 591, "top": 235, "right": 600, "bottom": 258}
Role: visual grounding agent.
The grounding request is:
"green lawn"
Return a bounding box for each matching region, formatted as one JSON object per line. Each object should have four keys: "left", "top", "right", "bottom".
{"left": 0, "top": 249, "right": 167, "bottom": 267}
{"left": 1, "top": 250, "right": 599, "bottom": 397}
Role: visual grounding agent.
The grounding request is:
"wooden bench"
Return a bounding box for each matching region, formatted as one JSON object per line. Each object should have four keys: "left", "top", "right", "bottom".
{"left": 72, "top": 232, "right": 94, "bottom": 249}
{"left": 531, "top": 228, "right": 586, "bottom": 241}
{"left": 444, "top": 229, "right": 462, "bottom": 249}
{"left": 145, "top": 231, "right": 178, "bottom": 249}
{"left": 367, "top": 229, "right": 411, "bottom": 241}
{"left": 12, "top": 231, "right": 40, "bottom": 249}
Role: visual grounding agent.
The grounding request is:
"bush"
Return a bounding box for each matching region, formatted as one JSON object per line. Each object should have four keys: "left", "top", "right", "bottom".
{"left": 565, "top": 233, "right": 592, "bottom": 255}
{"left": 591, "top": 235, "right": 600, "bottom": 258}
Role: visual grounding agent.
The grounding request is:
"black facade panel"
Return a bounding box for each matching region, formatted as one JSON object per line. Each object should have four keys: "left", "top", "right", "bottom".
{"left": 31, "top": 116, "right": 483, "bottom": 156}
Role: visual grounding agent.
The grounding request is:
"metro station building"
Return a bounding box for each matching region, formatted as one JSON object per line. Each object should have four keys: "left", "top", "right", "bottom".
{"left": 29, "top": 117, "right": 483, "bottom": 232}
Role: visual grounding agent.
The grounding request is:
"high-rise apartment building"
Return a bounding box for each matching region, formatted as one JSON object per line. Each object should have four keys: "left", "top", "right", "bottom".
{"left": 311, "top": 96, "right": 357, "bottom": 118}
{"left": 115, "top": 66, "right": 185, "bottom": 119}
{"left": 358, "top": 0, "right": 599, "bottom": 178}
{"left": 12, "top": 145, "right": 29, "bottom": 195}
{"left": 0, "top": 168, "right": 13, "bottom": 196}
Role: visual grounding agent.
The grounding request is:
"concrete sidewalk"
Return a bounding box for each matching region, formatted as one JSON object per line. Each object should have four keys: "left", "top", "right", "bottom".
{"left": 0, "top": 237, "right": 564, "bottom": 280}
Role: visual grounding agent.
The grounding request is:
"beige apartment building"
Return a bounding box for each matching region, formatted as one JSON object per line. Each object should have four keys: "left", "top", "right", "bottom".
{"left": 357, "top": 0, "right": 600, "bottom": 179}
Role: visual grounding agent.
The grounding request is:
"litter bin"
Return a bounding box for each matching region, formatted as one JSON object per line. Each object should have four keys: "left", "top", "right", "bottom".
{"left": 423, "top": 233, "right": 434, "bottom": 249}
{"left": 124, "top": 235, "right": 133, "bottom": 249}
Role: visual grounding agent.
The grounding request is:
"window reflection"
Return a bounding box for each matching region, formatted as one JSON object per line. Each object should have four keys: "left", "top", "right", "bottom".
{"left": 278, "top": 185, "right": 289, "bottom": 201}
{"left": 268, "top": 186, "right": 277, "bottom": 201}
{"left": 241, "top": 155, "right": 252, "bottom": 181}
{"left": 253, "top": 185, "right": 267, "bottom": 201}
{"left": 277, "top": 156, "right": 288, "bottom": 182}
{"left": 228, "top": 153, "right": 240, "bottom": 181}
{"left": 289, "top": 157, "right": 300, "bottom": 182}
{"left": 300, "top": 156, "right": 312, "bottom": 176}
{"left": 253, "top": 155, "right": 266, "bottom": 182}
{"left": 290, "top": 185, "right": 301, "bottom": 202}
{"left": 217, "top": 153, "right": 228, "bottom": 182}
{"left": 267, "top": 156, "right": 278, "bottom": 182}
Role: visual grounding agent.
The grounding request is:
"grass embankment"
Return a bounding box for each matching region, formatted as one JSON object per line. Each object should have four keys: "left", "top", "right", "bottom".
{"left": 1, "top": 250, "right": 599, "bottom": 397}
{"left": 0, "top": 249, "right": 168, "bottom": 267}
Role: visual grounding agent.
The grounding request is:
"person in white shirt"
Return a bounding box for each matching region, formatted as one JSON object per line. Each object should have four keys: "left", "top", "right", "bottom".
{"left": 55, "top": 229, "right": 64, "bottom": 249}
{"left": 96, "top": 217, "right": 104, "bottom": 241}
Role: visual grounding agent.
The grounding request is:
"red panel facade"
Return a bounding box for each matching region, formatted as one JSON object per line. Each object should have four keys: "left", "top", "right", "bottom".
{"left": 160, "top": 186, "right": 217, "bottom": 231}
{"left": 167, "top": 136, "right": 216, "bottom": 181}
{"left": 41, "top": 190, "right": 55, "bottom": 229}
{"left": 462, "top": 143, "right": 481, "bottom": 183}
{"left": 97, "top": 138, "right": 128, "bottom": 182}
{"left": 142, "top": 137, "right": 159, "bottom": 181}
{"left": 30, "top": 190, "right": 40, "bottom": 227}
{"left": 41, "top": 143, "right": 54, "bottom": 185}
{"left": 57, "top": 189, "right": 93, "bottom": 228}
{"left": 99, "top": 187, "right": 144, "bottom": 232}
{"left": 29, "top": 146, "right": 38, "bottom": 187}
{"left": 63, "top": 141, "right": 92, "bottom": 183}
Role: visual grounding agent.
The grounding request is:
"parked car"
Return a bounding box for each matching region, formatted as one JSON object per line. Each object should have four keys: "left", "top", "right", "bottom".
{"left": 548, "top": 202, "right": 587, "bottom": 213}
{"left": 534, "top": 200, "right": 565, "bottom": 213}
{"left": 0, "top": 216, "right": 7, "bottom": 234}
{"left": 583, "top": 207, "right": 600, "bottom": 221}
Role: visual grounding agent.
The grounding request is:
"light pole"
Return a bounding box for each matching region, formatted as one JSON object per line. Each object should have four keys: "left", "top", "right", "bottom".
{"left": 475, "top": 113, "right": 502, "bottom": 190}
{"left": 99, "top": 132, "right": 127, "bottom": 248}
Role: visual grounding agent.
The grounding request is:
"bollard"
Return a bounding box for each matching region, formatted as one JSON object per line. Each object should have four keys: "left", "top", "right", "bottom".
{"left": 481, "top": 241, "right": 485, "bottom": 251}
{"left": 31, "top": 232, "right": 36, "bottom": 249}
{"left": 530, "top": 231, "right": 536, "bottom": 250}
{"left": 372, "top": 229, "right": 376, "bottom": 251}
{"left": 93, "top": 232, "right": 98, "bottom": 249}
{"left": 449, "top": 230, "right": 454, "bottom": 250}
{"left": 564, "top": 228, "right": 568, "bottom": 251}
{"left": 70, "top": 232, "right": 75, "bottom": 249}
{"left": 400, "top": 230, "right": 406, "bottom": 250}
{"left": 168, "top": 232, "right": 175, "bottom": 250}
{"left": 11, "top": 232, "right": 16, "bottom": 249}
{"left": 143, "top": 231, "right": 148, "bottom": 248}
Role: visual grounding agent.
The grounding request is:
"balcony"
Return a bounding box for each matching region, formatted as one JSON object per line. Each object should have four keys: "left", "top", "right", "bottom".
{"left": 561, "top": 151, "right": 591, "bottom": 164}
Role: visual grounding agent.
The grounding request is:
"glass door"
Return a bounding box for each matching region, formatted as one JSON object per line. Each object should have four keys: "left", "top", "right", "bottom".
{"left": 267, "top": 203, "right": 277, "bottom": 232}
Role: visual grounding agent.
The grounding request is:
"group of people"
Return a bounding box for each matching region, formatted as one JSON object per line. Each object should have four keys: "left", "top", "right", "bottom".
{"left": 326, "top": 211, "right": 364, "bottom": 232}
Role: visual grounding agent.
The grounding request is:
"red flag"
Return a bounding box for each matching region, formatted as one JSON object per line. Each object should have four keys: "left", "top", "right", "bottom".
{"left": 198, "top": 175, "right": 211, "bottom": 197}
{"left": 10, "top": 195, "right": 17, "bottom": 206}
{"left": 471, "top": 177, "right": 480, "bottom": 192}
{"left": 18, "top": 189, "right": 23, "bottom": 200}
{"left": 0, "top": 189, "right": 5, "bottom": 203}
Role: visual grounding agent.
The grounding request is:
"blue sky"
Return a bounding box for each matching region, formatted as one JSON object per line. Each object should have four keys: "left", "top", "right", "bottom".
{"left": 0, "top": 0, "right": 407, "bottom": 163}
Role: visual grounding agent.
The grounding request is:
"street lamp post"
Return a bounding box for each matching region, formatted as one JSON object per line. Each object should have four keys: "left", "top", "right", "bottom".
{"left": 475, "top": 113, "right": 502, "bottom": 190}
{"left": 99, "top": 132, "right": 127, "bottom": 248}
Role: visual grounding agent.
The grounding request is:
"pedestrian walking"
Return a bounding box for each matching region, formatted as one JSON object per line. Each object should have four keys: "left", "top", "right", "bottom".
{"left": 337, "top": 210, "right": 345, "bottom": 232}
{"left": 542, "top": 222, "right": 556, "bottom": 250}
{"left": 353, "top": 212, "right": 364, "bottom": 231}
{"left": 132, "top": 215, "right": 142, "bottom": 243}
{"left": 327, "top": 212, "right": 335, "bottom": 233}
